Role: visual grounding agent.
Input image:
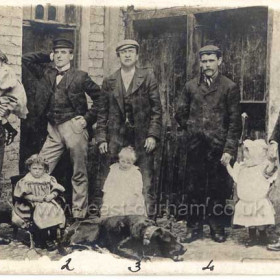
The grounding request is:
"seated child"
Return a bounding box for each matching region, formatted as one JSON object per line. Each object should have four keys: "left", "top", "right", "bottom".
{"left": 100, "top": 146, "right": 147, "bottom": 217}
{"left": 0, "top": 49, "right": 28, "bottom": 145}
{"left": 12, "top": 154, "right": 65, "bottom": 250}
{"left": 226, "top": 139, "right": 277, "bottom": 247}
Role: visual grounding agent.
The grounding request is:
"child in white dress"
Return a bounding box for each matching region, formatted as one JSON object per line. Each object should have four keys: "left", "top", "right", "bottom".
{"left": 226, "top": 139, "right": 277, "bottom": 247}
{"left": 100, "top": 146, "right": 147, "bottom": 217}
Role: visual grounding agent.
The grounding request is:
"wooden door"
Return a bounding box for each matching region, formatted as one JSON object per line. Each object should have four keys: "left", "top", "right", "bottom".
{"left": 190, "top": 7, "right": 268, "bottom": 139}
{"left": 134, "top": 16, "right": 188, "bottom": 216}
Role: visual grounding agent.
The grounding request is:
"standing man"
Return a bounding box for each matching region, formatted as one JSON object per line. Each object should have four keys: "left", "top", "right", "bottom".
{"left": 22, "top": 38, "right": 101, "bottom": 220}
{"left": 175, "top": 45, "right": 241, "bottom": 242}
{"left": 266, "top": 116, "right": 280, "bottom": 251}
{"left": 96, "top": 39, "right": 162, "bottom": 219}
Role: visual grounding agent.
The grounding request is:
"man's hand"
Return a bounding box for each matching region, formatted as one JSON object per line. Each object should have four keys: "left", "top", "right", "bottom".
{"left": 99, "top": 142, "right": 108, "bottom": 154}
{"left": 221, "top": 153, "right": 232, "bottom": 166}
{"left": 268, "top": 142, "right": 278, "bottom": 161}
{"left": 144, "top": 137, "right": 156, "bottom": 153}
{"left": 75, "top": 116, "right": 87, "bottom": 128}
{"left": 0, "top": 104, "right": 9, "bottom": 117}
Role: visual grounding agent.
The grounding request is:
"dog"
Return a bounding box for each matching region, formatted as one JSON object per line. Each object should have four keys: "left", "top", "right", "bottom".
{"left": 63, "top": 215, "right": 186, "bottom": 261}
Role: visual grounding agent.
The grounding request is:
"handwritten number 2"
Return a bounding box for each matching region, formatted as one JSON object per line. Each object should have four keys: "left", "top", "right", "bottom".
{"left": 61, "top": 258, "right": 74, "bottom": 271}
{"left": 128, "top": 260, "right": 141, "bottom": 272}
{"left": 202, "top": 260, "right": 214, "bottom": 271}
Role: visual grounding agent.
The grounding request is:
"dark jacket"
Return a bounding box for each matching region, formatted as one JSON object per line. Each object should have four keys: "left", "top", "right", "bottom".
{"left": 22, "top": 52, "right": 101, "bottom": 139}
{"left": 175, "top": 73, "right": 241, "bottom": 156}
{"left": 270, "top": 113, "right": 280, "bottom": 145}
{"left": 96, "top": 68, "right": 162, "bottom": 159}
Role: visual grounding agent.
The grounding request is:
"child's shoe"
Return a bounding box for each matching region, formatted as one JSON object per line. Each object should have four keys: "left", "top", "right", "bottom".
{"left": 258, "top": 230, "right": 269, "bottom": 246}
{"left": 3, "top": 122, "right": 17, "bottom": 145}
{"left": 46, "top": 240, "right": 57, "bottom": 252}
{"left": 245, "top": 228, "right": 257, "bottom": 247}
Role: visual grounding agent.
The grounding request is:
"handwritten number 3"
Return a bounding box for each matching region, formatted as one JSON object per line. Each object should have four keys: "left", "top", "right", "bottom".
{"left": 128, "top": 260, "right": 141, "bottom": 272}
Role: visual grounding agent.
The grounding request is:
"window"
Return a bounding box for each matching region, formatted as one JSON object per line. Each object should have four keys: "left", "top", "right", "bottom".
{"left": 35, "top": 5, "right": 44, "bottom": 20}
{"left": 48, "top": 6, "right": 57, "bottom": 21}
{"left": 65, "top": 5, "right": 76, "bottom": 24}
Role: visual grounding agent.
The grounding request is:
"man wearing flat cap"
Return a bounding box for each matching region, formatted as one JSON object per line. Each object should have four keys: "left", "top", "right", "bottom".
{"left": 22, "top": 38, "right": 101, "bottom": 221}
{"left": 96, "top": 39, "right": 162, "bottom": 219}
{"left": 175, "top": 44, "right": 241, "bottom": 242}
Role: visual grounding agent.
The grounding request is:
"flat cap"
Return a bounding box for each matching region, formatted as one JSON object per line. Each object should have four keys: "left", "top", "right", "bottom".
{"left": 199, "top": 45, "right": 221, "bottom": 56}
{"left": 53, "top": 38, "right": 74, "bottom": 50}
{"left": 116, "top": 39, "right": 139, "bottom": 52}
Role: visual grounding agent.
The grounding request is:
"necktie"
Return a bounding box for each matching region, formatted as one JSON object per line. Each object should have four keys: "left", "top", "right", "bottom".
{"left": 205, "top": 76, "right": 213, "bottom": 87}
{"left": 56, "top": 69, "right": 68, "bottom": 76}
{"left": 56, "top": 69, "right": 68, "bottom": 85}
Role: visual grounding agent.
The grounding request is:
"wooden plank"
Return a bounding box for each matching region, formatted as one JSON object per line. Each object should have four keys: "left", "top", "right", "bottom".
{"left": 186, "top": 14, "right": 201, "bottom": 80}
{"left": 133, "top": 6, "right": 225, "bottom": 21}
{"left": 125, "top": 5, "right": 136, "bottom": 39}
{"left": 265, "top": 8, "right": 273, "bottom": 135}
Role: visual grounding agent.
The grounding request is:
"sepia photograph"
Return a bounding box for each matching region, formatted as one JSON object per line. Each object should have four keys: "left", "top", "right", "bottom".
{"left": 0, "top": 0, "right": 280, "bottom": 275}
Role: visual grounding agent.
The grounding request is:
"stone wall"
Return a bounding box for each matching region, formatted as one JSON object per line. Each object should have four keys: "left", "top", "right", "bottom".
{"left": 87, "top": 6, "right": 126, "bottom": 85}
{"left": 0, "top": 6, "right": 22, "bottom": 182}
{"left": 88, "top": 6, "right": 105, "bottom": 87}
{"left": 267, "top": 8, "right": 280, "bottom": 138}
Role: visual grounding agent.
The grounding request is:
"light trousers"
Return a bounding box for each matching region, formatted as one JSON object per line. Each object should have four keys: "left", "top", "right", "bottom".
{"left": 40, "top": 118, "right": 89, "bottom": 218}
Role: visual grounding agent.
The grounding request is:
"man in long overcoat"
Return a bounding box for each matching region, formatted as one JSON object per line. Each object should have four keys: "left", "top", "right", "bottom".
{"left": 175, "top": 45, "right": 241, "bottom": 242}
{"left": 96, "top": 39, "right": 162, "bottom": 219}
{"left": 22, "top": 38, "right": 101, "bottom": 220}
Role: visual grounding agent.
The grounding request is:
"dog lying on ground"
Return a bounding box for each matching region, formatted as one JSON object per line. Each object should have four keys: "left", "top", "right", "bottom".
{"left": 63, "top": 215, "right": 186, "bottom": 261}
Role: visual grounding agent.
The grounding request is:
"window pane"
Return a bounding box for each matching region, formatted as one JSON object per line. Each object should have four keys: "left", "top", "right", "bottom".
{"left": 65, "top": 5, "right": 76, "bottom": 23}
{"left": 35, "top": 5, "right": 44, "bottom": 19}
{"left": 48, "top": 6, "right": 56, "bottom": 20}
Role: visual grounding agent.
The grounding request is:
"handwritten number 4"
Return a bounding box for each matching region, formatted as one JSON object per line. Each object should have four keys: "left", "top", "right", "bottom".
{"left": 202, "top": 260, "right": 214, "bottom": 271}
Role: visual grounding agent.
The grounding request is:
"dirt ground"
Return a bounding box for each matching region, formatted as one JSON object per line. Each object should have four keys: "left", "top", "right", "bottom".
{"left": 1, "top": 221, "right": 280, "bottom": 263}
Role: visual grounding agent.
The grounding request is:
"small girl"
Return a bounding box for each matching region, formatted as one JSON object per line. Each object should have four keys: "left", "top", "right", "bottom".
{"left": 0, "top": 49, "right": 28, "bottom": 145}
{"left": 226, "top": 139, "right": 277, "bottom": 247}
{"left": 100, "top": 146, "right": 147, "bottom": 217}
{"left": 12, "top": 154, "right": 66, "bottom": 250}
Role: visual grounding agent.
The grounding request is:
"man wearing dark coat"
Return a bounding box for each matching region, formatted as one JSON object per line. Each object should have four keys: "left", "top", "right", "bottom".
{"left": 266, "top": 116, "right": 280, "bottom": 251}
{"left": 175, "top": 45, "right": 241, "bottom": 242}
{"left": 22, "top": 38, "right": 101, "bottom": 220}
{"left": 96, "top": 39, "right": 162, "bottom": 219}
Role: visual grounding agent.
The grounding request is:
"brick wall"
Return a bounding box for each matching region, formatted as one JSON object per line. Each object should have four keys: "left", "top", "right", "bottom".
{"left": 0, "top": 6, "right": 22, "bottom": 182}
{"left": 88, "top": 6, "right": 105, "bottom": 87}
{"left": 88, "top": 6, "right": 126, "bottom": 85}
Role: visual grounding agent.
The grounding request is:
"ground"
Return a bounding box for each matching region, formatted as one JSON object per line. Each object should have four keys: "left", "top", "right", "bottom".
{"left": 1, "top": 221, "right": 280, "bottom": 263}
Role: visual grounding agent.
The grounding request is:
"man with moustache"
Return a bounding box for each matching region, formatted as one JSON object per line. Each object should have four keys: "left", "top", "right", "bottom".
{"left": 96, "top": 39, "right": 162, "bottom": 219}
{"left": 175, "top": 45, "right": 241, "bottom": 242}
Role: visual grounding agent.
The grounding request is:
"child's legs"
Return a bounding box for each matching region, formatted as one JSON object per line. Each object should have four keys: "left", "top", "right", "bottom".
{"left": 257, "top": 225, "right": 267, "bottom": 231}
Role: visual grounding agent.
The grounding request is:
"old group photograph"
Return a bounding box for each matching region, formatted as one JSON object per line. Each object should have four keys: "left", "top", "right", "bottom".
{"left": 0, "top": 0, "right": 280, "bottom": 275}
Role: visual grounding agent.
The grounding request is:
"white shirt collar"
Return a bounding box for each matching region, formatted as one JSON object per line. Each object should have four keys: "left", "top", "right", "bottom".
{"left": 56, "top": 63, "right": 71, "bottom": 72}
{"left": 121, "top": 66, "right": 136, "bottom": 77}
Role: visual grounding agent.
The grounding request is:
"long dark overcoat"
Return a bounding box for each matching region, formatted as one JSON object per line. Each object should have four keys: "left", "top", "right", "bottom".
{"left": 175, "top": 73, "right": 241, "bottom": 156}
{"left": 96, "top": 68, "right": 162, "bottom": 161}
